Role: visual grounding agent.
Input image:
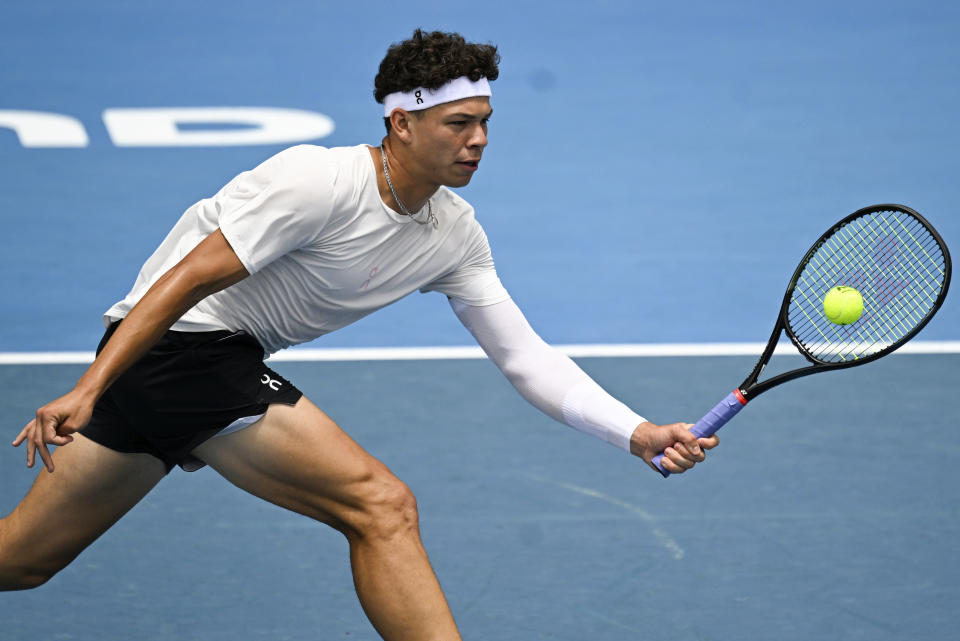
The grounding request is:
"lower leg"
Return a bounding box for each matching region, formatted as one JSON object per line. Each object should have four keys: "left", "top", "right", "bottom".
{"left": 348, "top": 526, "right": 461, "bottom": 641}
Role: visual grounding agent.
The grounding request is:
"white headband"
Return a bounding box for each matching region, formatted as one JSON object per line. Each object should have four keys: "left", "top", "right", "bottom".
{"left": 383, "top": 76, "right": 491, "bottom": 117}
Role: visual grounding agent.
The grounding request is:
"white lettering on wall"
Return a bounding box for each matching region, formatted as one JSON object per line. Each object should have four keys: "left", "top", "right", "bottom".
{"left": 0, "top": 111, "right": 90, "bottom": 147}
{"left": 103, "top": 107, "right": 335, "bottom": 147}
{"left": 0, "top": 108, "right": 335, "bottom": 148}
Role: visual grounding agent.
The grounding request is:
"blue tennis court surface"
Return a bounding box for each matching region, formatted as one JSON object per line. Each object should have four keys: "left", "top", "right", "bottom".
{"left": 1, "top": 1, "right": 958, "bottom": 639}
{"left": 3, "top": 355, "right": 958, "bottom": 640}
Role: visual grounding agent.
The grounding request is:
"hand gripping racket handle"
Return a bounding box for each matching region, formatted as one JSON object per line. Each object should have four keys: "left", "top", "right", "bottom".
{"left": 652, "top": 390, "right": 747, "bottom": 478}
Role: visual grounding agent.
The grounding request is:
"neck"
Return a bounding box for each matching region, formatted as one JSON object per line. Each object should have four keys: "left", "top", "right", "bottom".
{"left": 375, "top": 138, "right": 437, "bottom": 214}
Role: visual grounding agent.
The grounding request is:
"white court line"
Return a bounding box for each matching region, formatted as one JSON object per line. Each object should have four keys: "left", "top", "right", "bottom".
{"left": 1, "top": 341, "right": 958, "bottom": 365}
{"left": 530, "top": 475, "right": 685, "bottom": 560}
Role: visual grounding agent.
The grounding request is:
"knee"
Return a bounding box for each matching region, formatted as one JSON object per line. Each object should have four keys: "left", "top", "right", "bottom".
{"left": 0, "top": 525, "right": 55, "bottom": 590}
{"left": 0, "top": 566, "right": 53, "bottom": 591}
{"left": 343, "top": 469, "right": 420, "bottom": 543}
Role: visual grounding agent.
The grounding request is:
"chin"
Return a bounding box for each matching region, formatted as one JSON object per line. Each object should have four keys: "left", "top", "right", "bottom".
{"left": 446, "top": 175, "right": 474, "bottom": 188}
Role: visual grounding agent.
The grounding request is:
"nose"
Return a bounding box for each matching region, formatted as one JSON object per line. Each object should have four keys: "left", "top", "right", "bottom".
{"left": 468, "top": 122, "right": 488, "bottom": 149}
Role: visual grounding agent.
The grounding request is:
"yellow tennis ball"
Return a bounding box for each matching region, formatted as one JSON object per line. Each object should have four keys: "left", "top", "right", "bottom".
{"left": 823, "top": 286, "right": 864, "bottom": 324}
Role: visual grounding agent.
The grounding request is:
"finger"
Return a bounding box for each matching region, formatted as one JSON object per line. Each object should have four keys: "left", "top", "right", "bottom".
{"left": 659, "top": 459, "right": 682, "bottom": 474}
{"left": 40, "top": 413, "right": 61, "bottom": 440}
{"left": 47, "top": 417, "right": 73, "bottom": 443}
{"left": 56, "top": 411, "right": 92, "bottom": 439}
{"left": 37, "top": 414, "right": 63, "bottom": 472}
{"left": 671, "top": 440, "right": 706, "bottom": 462}
{"left": 698, "top": 435, "right": 719, "bottom": 450}
{"left": 26, "top": 429, "right": 36, "bottom": 468}
{"left": 37, "top": 441, "right": 55, "bottom": 473}
{"left": 660, "top": 450, "right": 689, "bottom": 474}
{"left": 671, "top": 426, "right": 704, "bottom": 459}
{"left": 664, "top": 446, "right": 695, "bottom": 471}
{"left": 12, "top": 420, "right": 33, "bottom": 447}
{"left": 28, "top": 417, "right": 48, "bottom": 470}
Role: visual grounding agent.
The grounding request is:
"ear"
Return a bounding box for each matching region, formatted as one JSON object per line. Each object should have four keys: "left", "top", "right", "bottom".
{"left": 389, "top": 109, "right": 416, "bottom": 144}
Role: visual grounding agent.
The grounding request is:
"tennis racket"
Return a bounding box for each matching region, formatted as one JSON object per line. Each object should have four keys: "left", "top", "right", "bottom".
{"left": 653, "top": 203, "right": 952, "bottom": 477}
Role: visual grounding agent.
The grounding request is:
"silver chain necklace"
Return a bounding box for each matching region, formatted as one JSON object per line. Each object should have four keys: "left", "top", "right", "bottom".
{"left": 380, "top": 146, "right": 437, "bottom": 228}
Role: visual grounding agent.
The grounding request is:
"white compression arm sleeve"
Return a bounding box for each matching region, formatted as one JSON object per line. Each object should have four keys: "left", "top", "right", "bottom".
{"left": 451, "top": 298, "right": 647, "bottom": 452}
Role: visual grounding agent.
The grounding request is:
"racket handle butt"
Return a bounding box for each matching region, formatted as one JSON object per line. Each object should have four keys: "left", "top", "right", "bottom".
{"left": 653, "top": 390, "right": 747, "bottom": 478}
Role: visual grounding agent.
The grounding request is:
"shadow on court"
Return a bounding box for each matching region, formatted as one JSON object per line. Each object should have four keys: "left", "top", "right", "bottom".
{"left": 2, "top": 354, "right": 957, "bottom": 640}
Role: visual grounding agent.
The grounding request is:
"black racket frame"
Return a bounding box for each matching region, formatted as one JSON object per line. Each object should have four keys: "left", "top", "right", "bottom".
{"left": 737, "top": 204, "right": 952, "bottom": 402}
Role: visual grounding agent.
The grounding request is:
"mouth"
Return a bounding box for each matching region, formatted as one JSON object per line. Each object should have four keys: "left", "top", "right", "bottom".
{"left": 456, "top": 159, "right": 480, "bottom": 172}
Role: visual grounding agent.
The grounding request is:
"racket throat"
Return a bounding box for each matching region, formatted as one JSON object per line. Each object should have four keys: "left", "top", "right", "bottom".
{"left": 732, "top": 388, "right": 749, "bottom": 406}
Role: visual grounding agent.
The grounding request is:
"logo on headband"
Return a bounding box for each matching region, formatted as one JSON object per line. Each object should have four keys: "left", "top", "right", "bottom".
{"left": 383, "top": 76, "right": 492, "bottom": 117}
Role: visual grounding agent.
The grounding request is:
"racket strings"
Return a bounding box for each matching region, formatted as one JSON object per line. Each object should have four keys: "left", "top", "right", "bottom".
{"left": 793, "top": 214, "right": 944, "bottom": 359}
{"left": 787, "top": 209, "right": 947, "bottom": 363}
{"left": 802, "top": 218, "right": 943, "bottom": 356}
{"left": 816, "top": 221, "right": 935, "bottom": 339}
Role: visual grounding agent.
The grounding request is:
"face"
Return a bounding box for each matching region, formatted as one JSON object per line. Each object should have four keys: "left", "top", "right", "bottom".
{"left": 403, "top": 96, "right": 492, "bottom": 188}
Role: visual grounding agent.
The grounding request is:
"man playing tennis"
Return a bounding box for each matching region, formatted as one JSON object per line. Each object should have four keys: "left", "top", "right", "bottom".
{"left": 1, "top": 29, "right": 718, "bottom": 640}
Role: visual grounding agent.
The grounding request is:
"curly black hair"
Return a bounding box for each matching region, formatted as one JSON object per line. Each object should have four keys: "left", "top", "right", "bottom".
{"left": 375, "top": 29, "right": 499, "bottom": 131}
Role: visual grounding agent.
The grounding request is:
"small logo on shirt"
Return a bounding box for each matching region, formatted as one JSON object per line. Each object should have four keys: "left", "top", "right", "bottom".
{"left": 360, "top": 266, "right": 380, "bottom": 290}
{"left": 260, "top": 374, "right": 282, "bottom": 391}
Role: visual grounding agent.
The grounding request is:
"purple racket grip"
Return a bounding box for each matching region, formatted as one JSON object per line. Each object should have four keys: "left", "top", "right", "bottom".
{"left": 652, "top": 390, "right": 746, "bottom": 478}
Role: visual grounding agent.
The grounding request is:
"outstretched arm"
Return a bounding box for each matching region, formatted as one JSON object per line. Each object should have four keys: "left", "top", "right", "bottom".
{"left": 13, "top": 229, "right": 248, "bottom": 472}
{"left": 450, "top": 298, "right": 717, "bottom": 474}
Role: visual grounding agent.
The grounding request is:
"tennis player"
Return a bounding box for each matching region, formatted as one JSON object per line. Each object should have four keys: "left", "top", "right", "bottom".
{"left": 1, "top": 29, "right": 718, "bottom": 640}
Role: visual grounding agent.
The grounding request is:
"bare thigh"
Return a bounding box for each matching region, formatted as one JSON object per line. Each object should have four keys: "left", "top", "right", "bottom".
{"left": 194, "top": 398, "right": 462, "bottom": 641}
{"left": 193, "top": 396, "right": 398, "bottom": 533}
{"left": 1, "top": 433, "right": 167, "bottom": 583}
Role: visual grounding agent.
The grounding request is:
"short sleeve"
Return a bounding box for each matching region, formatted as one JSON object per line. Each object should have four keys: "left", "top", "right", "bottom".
{"left": 216, "top": 145, "right": 336, "bottom": 274}
{"left": 420, "top": 218, "right": 511, "bottom": 306}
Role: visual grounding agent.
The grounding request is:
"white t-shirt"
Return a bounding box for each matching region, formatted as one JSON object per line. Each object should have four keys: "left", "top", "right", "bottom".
{"left": 105, "top": 144, "right": 510, "bottom": 354}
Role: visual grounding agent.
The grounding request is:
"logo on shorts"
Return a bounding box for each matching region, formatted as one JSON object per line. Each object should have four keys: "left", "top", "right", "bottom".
{"left": 260, "top": 374, "right": 282, "bottom": 391}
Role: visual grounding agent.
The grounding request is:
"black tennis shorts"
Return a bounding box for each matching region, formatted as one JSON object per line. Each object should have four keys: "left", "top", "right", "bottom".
{"left": 81, "top": 322, "right": 302, "bottom": 473}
